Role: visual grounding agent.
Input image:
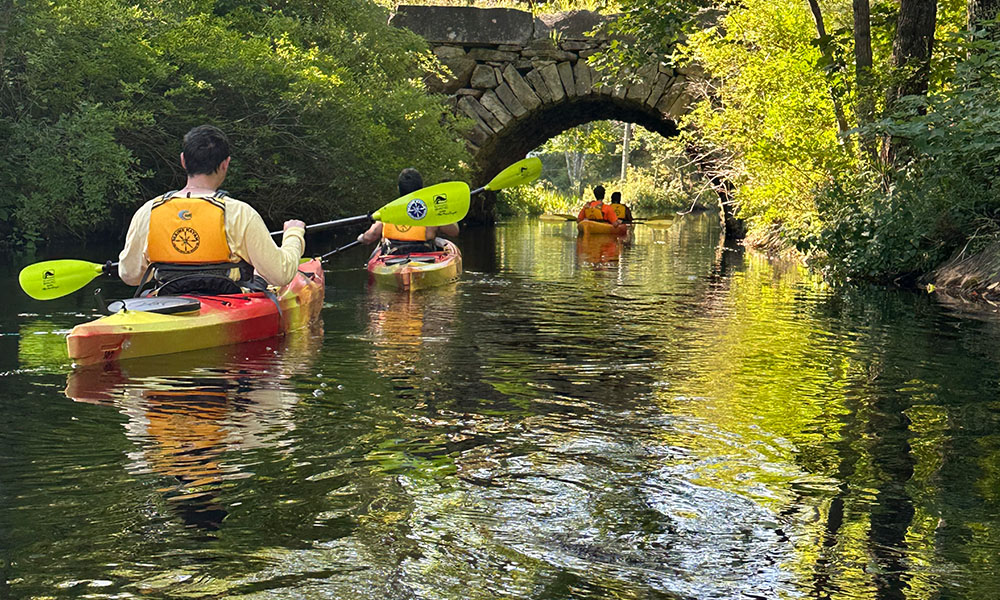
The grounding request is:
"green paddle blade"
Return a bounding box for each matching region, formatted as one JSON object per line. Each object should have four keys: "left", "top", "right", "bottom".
{"left": 19, "top": 259, "right": 104, "bottom": 300}
{"left": 485, "top": 157, "right": 542, "bottom": 191}
{"left": 372, "top": 181, "right": 470, "bottom": 226}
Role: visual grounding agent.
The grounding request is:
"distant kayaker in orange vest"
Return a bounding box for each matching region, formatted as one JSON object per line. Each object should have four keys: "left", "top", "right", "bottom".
{"left": 357, "top": 168, "right": 460, "bottom": 254}
{"left": 118, "top": 125, "right": 307, "bottom": 295}
{"left": 608, "top": 191, "right": 633, "bottom": 223}
{"left": 577, "top": 185, "right": 619, "bottom": 225}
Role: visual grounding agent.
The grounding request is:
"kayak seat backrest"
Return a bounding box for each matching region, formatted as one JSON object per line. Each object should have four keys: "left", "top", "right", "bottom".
{"left": 106, "top": 297, "right": 202, "bottom": 315}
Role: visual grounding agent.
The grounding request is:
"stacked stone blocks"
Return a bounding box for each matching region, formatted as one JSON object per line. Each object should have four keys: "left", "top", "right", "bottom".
{"left": 390, "top": 6, "right": 696, "bottom": 153}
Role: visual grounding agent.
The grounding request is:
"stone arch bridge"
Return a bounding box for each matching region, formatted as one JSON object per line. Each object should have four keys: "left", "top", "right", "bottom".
{"left": 389, "top": 8, "right": 707, "bottom": 209}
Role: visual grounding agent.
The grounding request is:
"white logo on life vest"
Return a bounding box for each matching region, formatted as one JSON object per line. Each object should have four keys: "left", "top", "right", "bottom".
{"left": 406, "top": 198, "right": 427, "bottom": 221}
{"left": 171, "top": 227, "right": 200, "bottom": 254}
{"left": 178, "top": 209, "right": 192, "bottom": 220}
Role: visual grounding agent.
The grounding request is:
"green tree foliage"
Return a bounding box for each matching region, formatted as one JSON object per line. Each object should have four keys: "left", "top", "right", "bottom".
{"left": 0, "top": 0, "right": 468, "bottom": 246}
{"left": 812, "top": 28, "right": 1000, "bottom": 280}
{"left": 597, "top": 0, "right": 994, "bottom": 282}
{"left": 682, "top": 0, "right": 853, "bottom": 235}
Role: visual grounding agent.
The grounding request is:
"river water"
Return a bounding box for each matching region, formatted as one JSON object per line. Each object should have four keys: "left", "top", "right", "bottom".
{"left": 3, "top": 215, "right": 1000, "bottom": 599}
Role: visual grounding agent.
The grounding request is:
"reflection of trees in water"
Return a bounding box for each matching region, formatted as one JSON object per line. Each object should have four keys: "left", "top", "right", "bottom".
{"left": 660, "top": 247, "right": 1000, "bottom": 597}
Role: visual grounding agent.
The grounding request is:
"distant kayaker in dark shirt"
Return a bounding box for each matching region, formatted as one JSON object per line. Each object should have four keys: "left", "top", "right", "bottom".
{"left": 608, "top": 191, "right": 633, "bottom": 223}
{"left": 577, "top": 185, "right": 619, "bottom": 224}
{"left": 357, "top": 168, "right": 460, "bottom": 254}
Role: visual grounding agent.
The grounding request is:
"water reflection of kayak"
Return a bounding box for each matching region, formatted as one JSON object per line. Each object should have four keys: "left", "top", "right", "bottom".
{"left": 576, "top": 236, "right": 623, "bottom": 266}
{"left": 65, "top": 327, "right": 322, "bottom": 404}
{"left": 66, "top": 258, "right": 325, "bottom": 367}
{"left": 64, "top": 328, "right": 320, "bottom": 531}
{"left": 367, "top": 238, "right": 462, "bottom": 292}
{"left": 577, "top": 219, "right": 631, "bottom": 237}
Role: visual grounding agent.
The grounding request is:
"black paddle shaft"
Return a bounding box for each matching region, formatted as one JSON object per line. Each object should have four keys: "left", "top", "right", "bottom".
{"left": 319, "top": 239, "right": 362, "bottom": 262}
{"left": 268, "top": 214, "right": 372, "bottom": 237}
{"left": 95, "top": 216, "right": 372, "bottom": 276}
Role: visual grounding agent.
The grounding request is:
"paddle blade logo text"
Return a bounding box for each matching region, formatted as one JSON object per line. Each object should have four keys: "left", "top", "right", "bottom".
{"left": 42, "top": 270, "right": 56, "bottom": 291}
{"left": 406, "top": 198, "right": 427, "bottom": 221}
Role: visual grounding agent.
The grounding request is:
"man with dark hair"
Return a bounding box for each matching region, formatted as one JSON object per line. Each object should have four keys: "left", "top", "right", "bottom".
{"left": 357, "top": 168, "right": 459, "bottom": 254}
{"left": 608, "top": 191, "right": 633, "bottom": 223}
{"left": 118, "top": 125, "right": 307, "bottom": 294}
{"left": 577, "top": 184, "right": 619, "bottom": 224}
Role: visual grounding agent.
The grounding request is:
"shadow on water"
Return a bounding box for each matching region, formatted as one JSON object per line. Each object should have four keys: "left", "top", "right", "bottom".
{"left": 6, "top": 213, "right": 1000, "bottom": 598}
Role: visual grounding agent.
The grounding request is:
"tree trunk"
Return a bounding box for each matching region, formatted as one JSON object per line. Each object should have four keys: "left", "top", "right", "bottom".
{"left": 0, "top": 0, "right": 11, "bottom": 86}
{"left": 854, "top": 0, "right": 877, "bottom": 162}
{"left": 968, "top": 0, "right": 1000, "bottom": 30}
{"left": 806, "top": 0, "right": 851, "bottom": 135}
{"left": 883, "top": 0, "right": 937, "bottom": 166}
{"left": 889, "top": 0, "right": 938, "bottom": 103}
{"left": 620, "top": 122, "right": 632, "bottom": 183}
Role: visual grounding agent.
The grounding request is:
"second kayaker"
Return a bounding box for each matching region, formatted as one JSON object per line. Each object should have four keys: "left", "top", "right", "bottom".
{"left": 118, "top": 125, "right": 307, "bottom": 295}
{"left": 577, "top": 185, "right": 620, "bottom": 225}
{"left": 357, "top": 168, "right": 460, "bottom": 255}
{"left": 608, "top": 191, "right": 634, "bottom": 223}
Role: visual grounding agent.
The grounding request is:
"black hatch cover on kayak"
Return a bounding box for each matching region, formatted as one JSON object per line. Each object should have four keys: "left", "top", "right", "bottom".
{"left": 106, "top": 297, "right": 202, "bottom": 315}
{"left": 384, "top": 256, "right": 439, "bottom": 265}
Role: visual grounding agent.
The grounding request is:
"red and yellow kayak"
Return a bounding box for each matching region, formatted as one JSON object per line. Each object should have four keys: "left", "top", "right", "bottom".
{"left": 367, "top": 239, "right": 462, "bottom": 292}
{"left": 577, "top": 219, "right": 631, "bottom": 236}
{"left": 66, "top": 258, "right": 325, "bottom": 366}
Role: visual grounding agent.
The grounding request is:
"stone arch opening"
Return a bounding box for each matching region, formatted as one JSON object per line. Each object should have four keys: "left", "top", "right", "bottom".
{"left": 475, "top": 96, "right": 678, "bottom": 186}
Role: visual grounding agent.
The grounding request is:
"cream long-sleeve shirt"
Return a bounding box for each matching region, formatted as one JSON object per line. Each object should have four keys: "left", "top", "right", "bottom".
{"left": 118, "top": 194, "right": 306, "bottom": 287}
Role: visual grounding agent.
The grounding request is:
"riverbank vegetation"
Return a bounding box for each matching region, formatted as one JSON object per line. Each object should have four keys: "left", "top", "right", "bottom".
{"left": 496, "top": 120, "right": 716, "bottom": 217}
{"left": 0, "top": 0, "right": 469, "bottom": 247}
{"left": 603, "top": 0, "right": 1000, "bottom": 282}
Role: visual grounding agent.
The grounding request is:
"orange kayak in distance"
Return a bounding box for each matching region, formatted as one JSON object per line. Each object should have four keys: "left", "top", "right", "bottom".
{"left": 577, "top": 219, "right": 632, "bottom": 236}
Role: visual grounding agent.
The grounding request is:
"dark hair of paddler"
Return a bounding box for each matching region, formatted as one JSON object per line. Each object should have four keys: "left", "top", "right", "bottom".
{"left": 593, "top": 185, "right": 605, "bottom": 201}
{"left": 398, "top": 168, "right": 423, "bottom": 196}
{"left": 182, "top": 125, "right": 231, "bottom": 176}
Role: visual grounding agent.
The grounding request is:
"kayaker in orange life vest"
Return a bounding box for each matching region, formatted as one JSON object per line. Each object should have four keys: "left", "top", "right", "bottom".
{"left": 608, "top": 191, "right": 634, "bottom": 223}
{"left": 118, "top": 125, "right": 307, "bottom": 295}
{"left": 577, "top": 185, "right": 620, "bottom": 225}
{"left": 356, "top": 168, "right": 460, "bottom": 253}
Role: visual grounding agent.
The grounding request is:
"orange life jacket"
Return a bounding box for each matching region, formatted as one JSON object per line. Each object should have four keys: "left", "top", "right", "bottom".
{"left": 609, "top": 203, "right": 627, "bottom": 219}
{"left": 147, "top": 192, "right": 233, "bottom": 264}
{"left": 382, "top": 223, "right": 427, "bottom": 242}
{"left": 583, "top": 201, "right": 605, "bottom": 221}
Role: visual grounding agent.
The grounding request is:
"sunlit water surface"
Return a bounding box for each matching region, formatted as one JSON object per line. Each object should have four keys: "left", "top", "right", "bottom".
{"left": 3, "top": 215, "right": 1000, "bottom": 599}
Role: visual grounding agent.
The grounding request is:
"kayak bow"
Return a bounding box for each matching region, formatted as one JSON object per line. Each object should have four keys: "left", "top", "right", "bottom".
{"left": 367, "top": 239, "right": 462, "bottom": 292}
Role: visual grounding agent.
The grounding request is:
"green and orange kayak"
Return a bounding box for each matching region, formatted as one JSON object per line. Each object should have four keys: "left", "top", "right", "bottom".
{"left": 66, "top": 258, "right": 325, "bottom": 366}
{"left": 577, "top": 219, "right": 631, "bottom": 236}
{"left": 367, "top": 239, "right": 462, "bottom": 292}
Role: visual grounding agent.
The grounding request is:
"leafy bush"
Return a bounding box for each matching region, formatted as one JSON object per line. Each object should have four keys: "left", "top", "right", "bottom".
{"left": 0, "top": 0, "right": 469, "bottom": 246}
{"left": 496, "top": 183, "right": 577, "bottom": 217}
{"left": 805, "top": 28, "right": 1000, "bottom": 281}
{"left": 616, "top": 165, "right": 707, "bottom": 216}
